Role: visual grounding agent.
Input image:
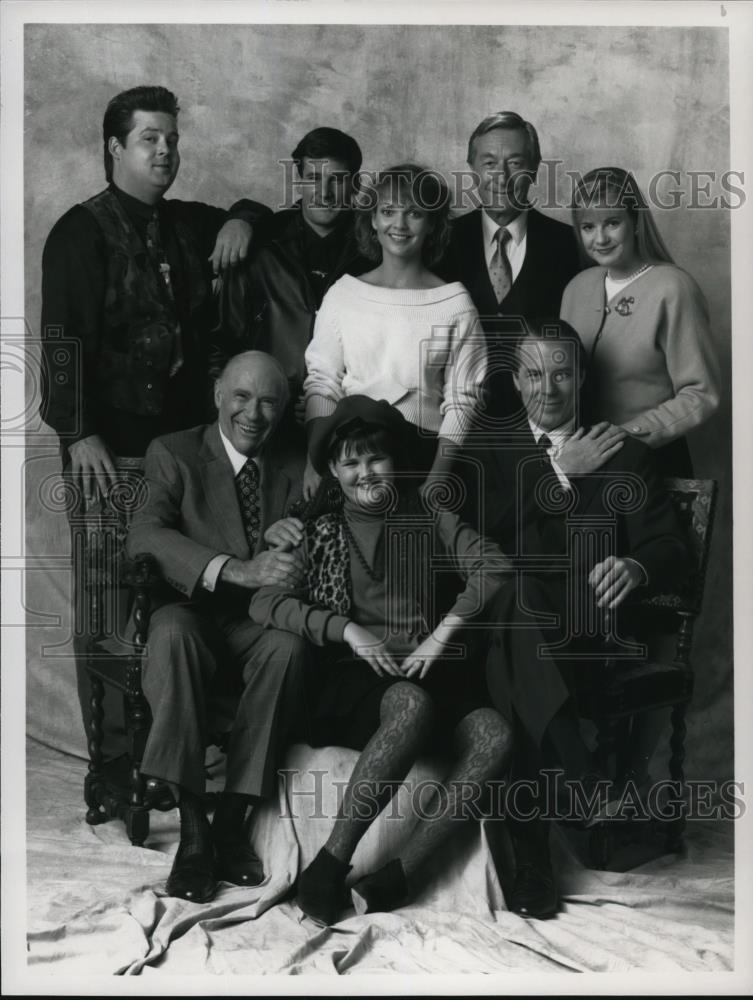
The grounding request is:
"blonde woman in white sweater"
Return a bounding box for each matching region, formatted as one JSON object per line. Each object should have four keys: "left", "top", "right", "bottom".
{"left": 303, "top": 164, "right": 486, "bottom": 499}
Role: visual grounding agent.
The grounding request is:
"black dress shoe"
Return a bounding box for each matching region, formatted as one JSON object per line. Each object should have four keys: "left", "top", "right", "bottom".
{"left": 297, "top": 847, "right": 352, "bottom": 927}
{"left": 166, "top": 843, "right": 217, "bottom": 904}
{"left": 508, "top": 860, "right": 558, "bottom": 920}
{"left": 215, "top": 840, "right": 265, "bottom": 887}
{"left": 351, "top": 858, "right": 410, "bottom": 916}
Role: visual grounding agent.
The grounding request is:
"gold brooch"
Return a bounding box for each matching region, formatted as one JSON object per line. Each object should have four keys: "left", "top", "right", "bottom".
{"left": 615, "top": 296, "right": 635, "bottom": 316}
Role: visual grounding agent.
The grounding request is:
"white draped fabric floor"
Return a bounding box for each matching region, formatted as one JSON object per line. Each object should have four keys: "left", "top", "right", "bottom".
{"left": 24, "top": 737, "right": 735, "bottom": 980}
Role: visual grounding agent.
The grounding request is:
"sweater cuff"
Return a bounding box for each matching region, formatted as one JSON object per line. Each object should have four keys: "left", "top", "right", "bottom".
{"left": 438, "top": 407, "right": 471, "bottom": 445}
{"left": 306, "top": 394, "right": 338, "bottom": 422}
{"left": 324, "top": 615, "right": 350, "bottom": 644}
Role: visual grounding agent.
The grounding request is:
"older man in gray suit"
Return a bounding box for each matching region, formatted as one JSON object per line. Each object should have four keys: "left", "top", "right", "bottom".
{"left": 128, "top": 351, "right": 307, "bottom": 903}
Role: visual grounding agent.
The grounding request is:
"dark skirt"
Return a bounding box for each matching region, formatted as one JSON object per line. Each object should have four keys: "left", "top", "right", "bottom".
{"left": 305, "top": 633, "right": 493, "bottom": 752}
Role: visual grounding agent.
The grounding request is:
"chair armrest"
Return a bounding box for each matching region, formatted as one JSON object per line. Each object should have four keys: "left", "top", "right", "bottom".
{"left": 122, "top": 552, "right": 162, "bottom": 590}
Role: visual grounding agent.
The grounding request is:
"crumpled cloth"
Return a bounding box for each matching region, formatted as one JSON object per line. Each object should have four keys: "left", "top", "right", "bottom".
{"left": 25, "top": 739, "right": 733, "bottom": 976}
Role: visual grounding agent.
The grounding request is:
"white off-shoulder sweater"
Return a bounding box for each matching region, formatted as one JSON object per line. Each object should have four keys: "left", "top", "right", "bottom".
{"left": 303, "top": 275, "right": 486, "bottom": 443}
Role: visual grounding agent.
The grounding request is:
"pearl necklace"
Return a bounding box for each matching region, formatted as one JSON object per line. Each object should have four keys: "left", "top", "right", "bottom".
{"left": 607, "top": 262, "right": 651, "bottom": 283}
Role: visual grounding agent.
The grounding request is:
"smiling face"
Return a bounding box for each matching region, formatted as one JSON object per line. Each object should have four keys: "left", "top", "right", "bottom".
{"left": 576, "top": 203, "right": 642, "bottom": 277}
{"left": 214, "top": 356, "right": 286, "bottom": 457}
{"left": 298, "top": 155, "right": 353, "bottom": 236}
{"left": 329, "top": 440, "right": 396, "bottom": 511}
{"left": 468, "top": 127, "right": 534, "bottom": 220}
{"left": 513, "top": 338, "right": 584, "bottom": 432}
{"left": 370, "top": 189, "right": 433, "bottom": 262}
{"left": 109, "top": 110, "right": 180, "bottom": 204}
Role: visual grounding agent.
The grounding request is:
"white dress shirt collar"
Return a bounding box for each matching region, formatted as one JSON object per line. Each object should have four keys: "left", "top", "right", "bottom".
{"left": 219, "top": 427, "right": 259, "bottom": 477}
{"left": 527, "top": 417, "right": 576, "bottom": 490}
{"left": 481, "top": 208, "right": 528, "bottom": 248}
{"left": 527, "top": 416, "right": 575, "bottom": 451}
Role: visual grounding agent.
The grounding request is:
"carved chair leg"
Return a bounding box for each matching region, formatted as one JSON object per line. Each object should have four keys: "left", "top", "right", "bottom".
{"left": 666, "top": 703, "right": 688, "bottom": 853}
{"left": 125, "top": 691, "right": 150, "bottom": 847}
{"left": 84, "top": 672, "right": 109, "bottom": 825}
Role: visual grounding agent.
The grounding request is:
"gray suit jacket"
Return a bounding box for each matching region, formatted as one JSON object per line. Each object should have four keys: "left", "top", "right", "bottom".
{"left": 127, "top": 422, "right": 302, "bottom": 603}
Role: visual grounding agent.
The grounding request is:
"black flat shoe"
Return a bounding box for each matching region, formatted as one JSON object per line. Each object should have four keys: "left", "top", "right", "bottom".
{"left": 215, "top": 841, "right": 265, "bottom": 887}
{"left": 351, "top": 858, "right": 409, "bottom": 916}
{"left": 508, "top": 859, "right": 558, "bottom": 920}
{"left": 166, "top": 843, "right": 217, "bottom": 903}
{"left": 297, "top": 847, "right": 352, "bottom": 927}
{"left": 143, "top": 777, "right": 177, "bottom": 812}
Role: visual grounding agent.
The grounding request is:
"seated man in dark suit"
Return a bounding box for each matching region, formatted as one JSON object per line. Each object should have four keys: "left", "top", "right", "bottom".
{"left": 217, "top": 127, "right": 371, "bottom": 457}
{"left": 439, "top": 111, "right": 582, "bottom": 423}
{"left": 460, "top": 320, "right": 690, "bottom": 919}
{"left": 127, "top": 351, "right": 308, "bottom": 903}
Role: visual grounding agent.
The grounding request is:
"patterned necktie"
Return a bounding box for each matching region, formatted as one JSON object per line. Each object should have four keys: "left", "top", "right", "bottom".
{"left": 235, "top": 459, "right": 261, "bottom": 553}
{"left": 489, "top": 227, "right": 513, "bottom": 304}
{"left": 145, "top": 209, "right": 183, "bottom": 377}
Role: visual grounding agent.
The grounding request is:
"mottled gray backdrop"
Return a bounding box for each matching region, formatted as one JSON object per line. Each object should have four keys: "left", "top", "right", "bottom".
{"left": 23, "top": 23, "right": 732, "bottom": 782}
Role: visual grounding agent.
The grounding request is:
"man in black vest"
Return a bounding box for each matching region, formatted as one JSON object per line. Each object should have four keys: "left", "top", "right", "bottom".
{"left": 40, "top": 84, "right": 269, "bottom": 477}
{"left": 39, "top": 85, "right": 269, "bottom": 756}
{"left": 439, "top": 111, "right": 582, "bottom": 426}
{"left": 217, "top": 126, "right": 370, "bottom": 459}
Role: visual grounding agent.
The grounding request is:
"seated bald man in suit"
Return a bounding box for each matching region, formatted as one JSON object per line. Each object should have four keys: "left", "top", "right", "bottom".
{"left": 460, "top": 320, "right": 690, "bottom": 918}
{"left": 439, "top": 111, "right": 581, "bottom": 424}
{"left": 127, "top": 351, "right": 307, "bottom": 903}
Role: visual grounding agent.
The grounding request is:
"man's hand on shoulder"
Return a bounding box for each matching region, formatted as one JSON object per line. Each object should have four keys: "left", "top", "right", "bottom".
{"left": 556, "top": 422, "right": 626, "bottom": 476}
{"left": 219, "top": 549, "right": 305, "bottom": 590}
{"left": 68, "top": 434, "right": 117, "bottom": 501}
{"left": 209, "top": 219, "right": 253, "bottom": 273}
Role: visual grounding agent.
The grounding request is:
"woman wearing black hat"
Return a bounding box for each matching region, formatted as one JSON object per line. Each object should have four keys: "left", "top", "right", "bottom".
{"left": 250, "top": 396, "right": 513, "bottom": 925}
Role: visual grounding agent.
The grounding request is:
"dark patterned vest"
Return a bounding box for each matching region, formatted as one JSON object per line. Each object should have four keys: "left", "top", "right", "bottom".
{"left": 81, "top": 189, "right": 209, "bottom": 417}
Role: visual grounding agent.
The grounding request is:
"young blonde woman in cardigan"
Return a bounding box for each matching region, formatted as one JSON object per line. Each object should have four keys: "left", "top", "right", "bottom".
{"left": 560, "top": 167, "right": 719, "bottom": 475}
{"left": 302, "top": 164, "right": 485, "bottom": 497}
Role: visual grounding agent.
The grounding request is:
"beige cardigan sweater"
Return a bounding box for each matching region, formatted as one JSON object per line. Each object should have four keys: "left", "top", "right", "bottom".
{"left": 560, "top": 263, "right": 719, "bottom": 447}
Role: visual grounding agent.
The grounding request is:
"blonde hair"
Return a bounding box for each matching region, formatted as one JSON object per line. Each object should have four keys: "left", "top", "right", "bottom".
{"left": 572, "top": 167, "right": 675, "bottom": 266}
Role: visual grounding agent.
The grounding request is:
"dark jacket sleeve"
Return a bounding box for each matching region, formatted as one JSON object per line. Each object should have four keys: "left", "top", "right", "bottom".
{"left": 211, "top": 263, "right": 261, "bottom": 380}
{"left": 228, "top": 198, "right": 273, "bottom": 241}
{"left": 205, "top": 200, "right": 273, "bottom": 377}
{"left": 40, "top": 206, "right": 107, "bottom": 444}
{"left": 174, "top": 197, "right": 272, "bottom": 261}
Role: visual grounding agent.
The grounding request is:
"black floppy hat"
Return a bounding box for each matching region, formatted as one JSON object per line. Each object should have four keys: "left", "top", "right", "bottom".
{"left": 308, "top": 395, "right": 412, "bottom": 475}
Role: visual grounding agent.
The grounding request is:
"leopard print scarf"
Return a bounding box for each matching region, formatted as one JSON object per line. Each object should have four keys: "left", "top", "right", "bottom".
{"left": 305, "top": 513, "right": 351, "bottom": 615}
